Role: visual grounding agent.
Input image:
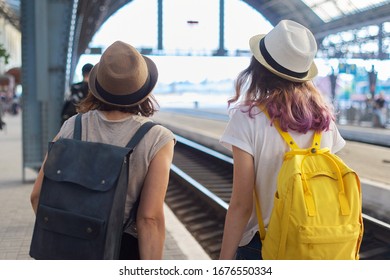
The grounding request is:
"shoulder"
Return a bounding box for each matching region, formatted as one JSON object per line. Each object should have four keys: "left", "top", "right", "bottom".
{"left": 228, "top": 105, "right": 267, "bottom": 127}
{"left": 133, "top": 115, "right": 175, "bottom": 142}
{"left": 323, "top": 121, "right": 345, "bottom": 153}
{"left": 58, "top": 113, "right": 79, "bottom": 139}
{"left": 136, "top": 119, "right": 175, "bottom": 159}
{"left": 71, "top": 81, "right": 84, "bottom": 87}
{"left": 150, "top": 121, "right": 175, "bottom": 142}
{"left": 70, "top": 81, "right": 83, "bottom": 90}
{"left": 70, "top": 82, "right": 87, "bottom": 95}
{"left": 221, "top": 105, "right": 268, "bottom": 154}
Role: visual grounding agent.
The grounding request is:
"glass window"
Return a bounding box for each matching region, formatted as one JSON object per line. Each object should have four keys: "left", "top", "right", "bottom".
{"left": 301, "top": 0, "right": 389, "bottom": 22}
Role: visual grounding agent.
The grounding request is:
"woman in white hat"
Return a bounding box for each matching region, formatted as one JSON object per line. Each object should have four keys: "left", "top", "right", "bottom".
{"left": 219, "top": 20, "right": 345, "bottom": 259}
{"left": 31, "top": 41, "right": 175, "bottom": 260}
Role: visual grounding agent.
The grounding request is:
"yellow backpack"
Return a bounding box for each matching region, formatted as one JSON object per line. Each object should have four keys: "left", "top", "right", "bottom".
{"left": 255, "top": 117, "right": 364, "bottom": 260}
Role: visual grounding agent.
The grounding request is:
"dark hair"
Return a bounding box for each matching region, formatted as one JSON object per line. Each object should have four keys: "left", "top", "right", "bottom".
{"left": 82, "top": 63, "right": 94, "bottom": 76}
{"left": 77, "top": 91, "right": 159, "bottom": 117}
{"left": 229, "top": 56, "right": 334, "bottom": 133}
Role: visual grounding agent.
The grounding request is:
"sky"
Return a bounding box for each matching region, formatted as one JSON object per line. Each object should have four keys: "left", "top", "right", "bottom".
{"left": 75, "top": 0, "right": 390, "bottom": 84}
{"left": 89, "top": 0, "right": 272, "bottom": 53}
{"left": 75, "top": 0, "right": 273, "bottom": 83}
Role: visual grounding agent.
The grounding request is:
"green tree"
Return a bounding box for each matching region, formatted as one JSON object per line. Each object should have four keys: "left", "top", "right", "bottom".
{"left": 0, "top": 43, "right": 10, "bottom": 65}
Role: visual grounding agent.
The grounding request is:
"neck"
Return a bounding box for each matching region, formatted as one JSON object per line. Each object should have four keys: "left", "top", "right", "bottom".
{"left": 101, "top": 110, "right": 134, "bottom": 120}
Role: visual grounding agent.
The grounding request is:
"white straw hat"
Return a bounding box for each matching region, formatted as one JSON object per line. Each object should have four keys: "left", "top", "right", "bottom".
{"left": 249, "top": 20, "right": 318, "bottom": 82}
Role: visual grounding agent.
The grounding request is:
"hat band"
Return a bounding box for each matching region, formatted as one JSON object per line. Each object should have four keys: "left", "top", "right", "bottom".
{"left": 259, "top": 38, "right": 308, "bottom": 79}
{"left": 95, "top": 74, "right": 151, "bottom": 106}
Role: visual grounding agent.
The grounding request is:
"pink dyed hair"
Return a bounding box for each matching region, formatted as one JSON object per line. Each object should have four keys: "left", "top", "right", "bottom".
{"left": 228, "top": 57, "right": 335, "bottom": 133}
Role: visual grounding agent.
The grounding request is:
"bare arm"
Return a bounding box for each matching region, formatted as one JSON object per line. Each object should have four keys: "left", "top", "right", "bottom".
{"left": 30, "top": 134, "right": 60, "bottom": 214}
{"left": 30, "top": 160, "right": 45, "bottom": 215}
{"left": 136, "top": 140, "right": 175, "bottom": 260}
{"left": 219, "top": 146, "right": 255, "bottom": 259}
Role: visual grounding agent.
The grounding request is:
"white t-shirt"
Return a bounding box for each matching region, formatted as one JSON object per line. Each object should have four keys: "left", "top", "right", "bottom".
{"left": 220, "top": 105, "right": 346, "bottom": 246}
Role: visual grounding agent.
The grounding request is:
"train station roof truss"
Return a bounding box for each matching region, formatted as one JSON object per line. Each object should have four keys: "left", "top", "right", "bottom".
{"left": 3, "top": 0, "right": 390, "bottom": 66}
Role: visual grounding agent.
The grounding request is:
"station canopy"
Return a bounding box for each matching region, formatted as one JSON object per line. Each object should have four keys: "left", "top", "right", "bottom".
{"left": 302, "top": 0, "right": 389, "bottom": 23}
{"left": 2, "top": 0, "right": 390, "bottom": 62}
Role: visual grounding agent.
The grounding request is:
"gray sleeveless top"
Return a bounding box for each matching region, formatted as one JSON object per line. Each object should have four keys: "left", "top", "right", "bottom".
{"left": 58, "top": 110, "right": 175, "bottom": 235}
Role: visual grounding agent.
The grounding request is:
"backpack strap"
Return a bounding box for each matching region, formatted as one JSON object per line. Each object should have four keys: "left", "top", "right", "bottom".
{"left": 254, "top": 189, "right": 266, "bottom": 241}
{"left": 272, "top": 120, "right": 301, "bottom": 150}
{"left": 122, "top": 121, "right": 158, "bottom": 231}
{"left": 311, "top": 131, "right": 322, "bottom": 150}
{"left": 73, "top": 114, "right": 157, "bottom": 146}
{"left": 126, "top": 122, "right": 157, "bottom": 149}
{"left": 260, "top": 107, "right": 300, "bottom": 150}
{"left": 74, "top": 113, "right": 82, "bottom": 140}
{"left": 260, "top": 106, "right": 323, "bottom": 150}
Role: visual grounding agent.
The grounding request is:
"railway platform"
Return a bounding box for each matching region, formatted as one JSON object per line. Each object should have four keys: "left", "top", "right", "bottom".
{"left": 1, "top": 107, "right": 389, "bottom": 260}
{"left": 0, "top": 113, "right": 210, "bottom": 260}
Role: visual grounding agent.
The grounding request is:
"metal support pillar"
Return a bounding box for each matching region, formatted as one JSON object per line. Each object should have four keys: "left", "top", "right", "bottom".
{"left": 157, "top": 0, "right": 163, "bottom": 51}
{"left": 21, "top": 0, "right": 42, "bottom": 180}
{"left": 21, "top": 0, "right": 75, "bottom": 181}
{"left": 378, "top": 23, "right": 384, "bottom": 60}
{"left": 215, "top": 0, "right": 226, "bottom": 56}
{"left": 329, "top": 67, "right": 337, "bottom": 104}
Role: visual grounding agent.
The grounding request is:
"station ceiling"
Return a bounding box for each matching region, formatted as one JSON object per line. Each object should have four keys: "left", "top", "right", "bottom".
{"left": 3, "top": 0, "right": 390, "bottom": 62}
{"left": 75, "top": 0, "right": 390, "bottom": 61}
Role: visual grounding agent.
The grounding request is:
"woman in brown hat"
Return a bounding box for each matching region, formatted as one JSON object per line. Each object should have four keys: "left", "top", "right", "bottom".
{"left": 31, "top": 41, "right": 175, "bottom": 260}
{"left": 219, "top": 20, "right": 346, "bottom": 259}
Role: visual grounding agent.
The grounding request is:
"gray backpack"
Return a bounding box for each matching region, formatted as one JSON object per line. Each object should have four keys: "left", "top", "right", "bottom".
{"left": 30, "top": 114, "right": 156, "bottom": 259}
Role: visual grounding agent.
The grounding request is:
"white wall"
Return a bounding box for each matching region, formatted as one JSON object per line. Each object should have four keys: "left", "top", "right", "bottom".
{"left": 0, "top": 15, "right": 21, "bottom": 73}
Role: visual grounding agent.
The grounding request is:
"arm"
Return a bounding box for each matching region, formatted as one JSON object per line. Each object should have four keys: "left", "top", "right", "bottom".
{"left": 219, "top": 146, "right": 255, "bottom": 259}
{"left": 136, "top": 140, "right": 175, "bottom": 260}
{"left": 30, "top": 134, "right": 60, "bottom": 214}
{"left": 30, "top": 159, "right": 46, "bottom": 215}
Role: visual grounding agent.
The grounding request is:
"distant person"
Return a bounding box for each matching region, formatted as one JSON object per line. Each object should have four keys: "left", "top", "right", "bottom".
{"left": 61, "top": 63, "right": 94, "bottom": 124}
{"left": 31, "top": 41, "right": 175, "bottom": 259}
{"left": 373, "top": 91, "right": 386, "bottom": 128}
{"left": 219, "top": 20, "right": 346, "bottom": 259}
{"left": 0, "top": 99, "right": 5, "bottom": 130}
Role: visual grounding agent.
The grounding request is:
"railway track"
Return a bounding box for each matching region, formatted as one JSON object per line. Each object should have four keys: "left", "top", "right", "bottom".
{"left": 165, "top": 135, "right": 390, "bottom": 260}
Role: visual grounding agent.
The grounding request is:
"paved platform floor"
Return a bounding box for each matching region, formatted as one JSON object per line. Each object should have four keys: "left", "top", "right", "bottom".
{"left": 0, "top": 113, "right": 210, "bottom": 260}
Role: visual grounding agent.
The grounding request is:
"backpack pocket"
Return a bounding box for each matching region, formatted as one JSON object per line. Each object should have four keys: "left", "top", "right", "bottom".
{"left": 30, "top": 204, "right": 106, "bottom": 260}
{"left": 44, "top": 138, "right": 130, "bottom": 191}
{"left": 296, "top": 224, "right": 361, "bottom": 259}
{"left": 36, "top": 204, "right": 105, "bottom": 240}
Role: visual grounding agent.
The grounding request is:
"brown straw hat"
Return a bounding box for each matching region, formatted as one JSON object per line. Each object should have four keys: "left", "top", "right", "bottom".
{"left": 88, "top": 41, "right": 158, "bottom": 107}
{"left": 249, "top": 20, "right": 318, "bottom": 82}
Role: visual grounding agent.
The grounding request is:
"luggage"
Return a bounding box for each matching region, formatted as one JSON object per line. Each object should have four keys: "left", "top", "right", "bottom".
{"left": 30, "top": 114, "right": 156, "bottom": 259}
{"left": 61, "top": 81, "right": 88, "bottom": 124}
{"left": 0, "top": 119, "right": 5, "bottom": 130}
{"left": 255, "top": 113, "right": 364, "bottom": 260}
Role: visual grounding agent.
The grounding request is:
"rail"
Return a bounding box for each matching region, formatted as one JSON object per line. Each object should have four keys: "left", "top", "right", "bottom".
{"left": 166, "top": 134, "right": 390, "bottom": 260}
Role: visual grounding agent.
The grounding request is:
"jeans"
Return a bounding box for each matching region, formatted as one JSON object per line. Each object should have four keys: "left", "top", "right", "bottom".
{"left": 235, "top": 232, "right": 263, "bottom": 260}
{"left": 119, "top": 232, "right": 140, "bottom": 260}
{"left": 373, "top": 108, "right": 386, "bottom": 127}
